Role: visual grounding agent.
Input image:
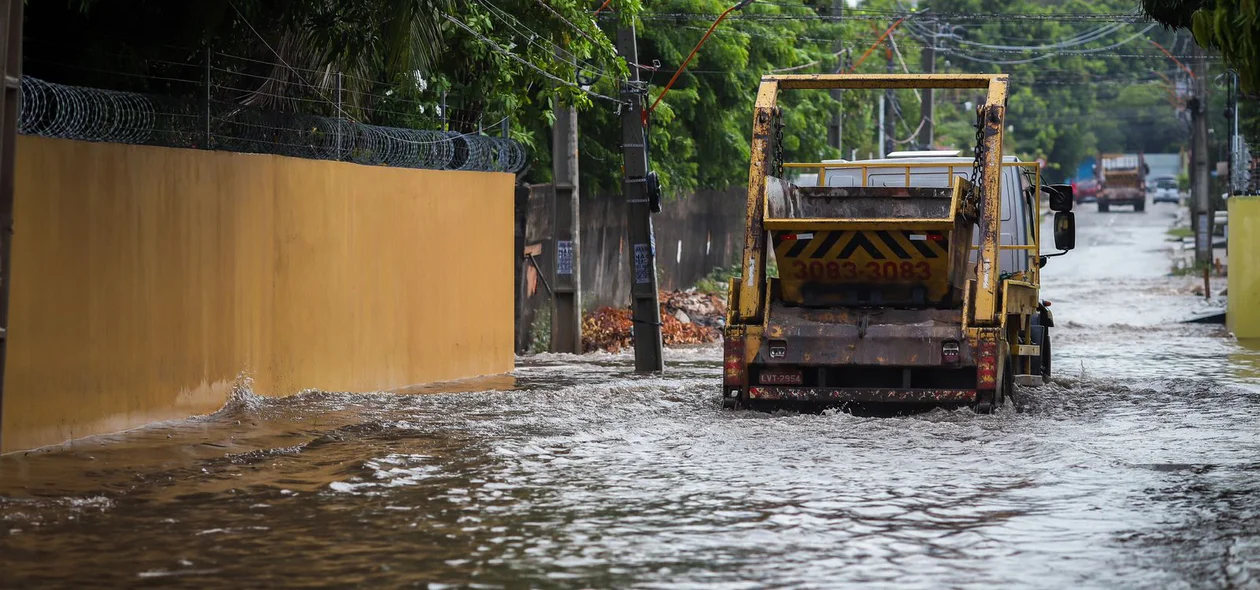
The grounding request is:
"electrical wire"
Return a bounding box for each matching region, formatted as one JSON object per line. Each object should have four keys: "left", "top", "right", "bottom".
{"left": 443, "top": 14, "right": 625, "bottom": 105}
{"left": 532, "top": 0, "right": 601, "bottom": 45}
{"left": 636, "top": 11, "right": 1147, "bottom": 23}
{"left": 934, "top": 24, "right": 1158, "bottom": 65}
{"left": 226, "top": 1, "right": 519, "bottom": 147}
{"left": 474, "top": 0, "right": 615, "bottom": 82}
{"left": 903, "top": 19, "right": 1134, "bottom": 52}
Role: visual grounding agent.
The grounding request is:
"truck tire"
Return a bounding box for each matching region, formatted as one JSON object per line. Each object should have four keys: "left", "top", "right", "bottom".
{"left": 976, "top": 355, "right": 1014, "bottom": 413}
{"left": 1135, "top": 200, "right": 1145, "bottom": 212}
{"left": 1002, "top": 354, "right": 1014, "bottom": 405}
{"left": 1098, "top": 202, "right": 1110, "bottom": 213}
{"left": 1041, "top": 331, "right": 1052, "bottom": 380}
{"left": 1028, "top": 324, "right": 1051, "bottom": 380}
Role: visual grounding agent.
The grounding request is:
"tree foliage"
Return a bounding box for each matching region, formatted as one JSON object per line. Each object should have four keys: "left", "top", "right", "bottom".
{"left": 30, "top": 0, "right": 628, "bottom": 135}
{"left": 916, "top": 0, "right": 1196, "bottom": 180}
{"left": 579, "top": 0, "right": 879, "bottom": 196}
{"left": 1142, "top": 0, "right": 1260, "bottom": 94}
{"left": 28, "top": 0, "right": 1230, "bottom": 191}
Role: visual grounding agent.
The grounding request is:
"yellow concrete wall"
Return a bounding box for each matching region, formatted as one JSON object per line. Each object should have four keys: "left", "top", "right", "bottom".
{"left": 1228, "top": 196, "right": 1260, "bottom": 340}
{"left": 1, "top": 137, "right": 514, "bottom": 452}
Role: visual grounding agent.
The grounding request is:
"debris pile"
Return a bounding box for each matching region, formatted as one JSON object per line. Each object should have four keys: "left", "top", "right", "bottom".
{"left": 660, "top": 290, "right": 727, "bottom": 327}
{"left": 581, "top": 290, "right": 727, "bottom": 353}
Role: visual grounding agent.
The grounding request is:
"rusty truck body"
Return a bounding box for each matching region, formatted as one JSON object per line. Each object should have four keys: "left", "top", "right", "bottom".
{"left": 721, "top": 74, "right": 1077, "bottom": 413}
{"left": 1096, "top": 152, "right": 1148, "bottom": 212}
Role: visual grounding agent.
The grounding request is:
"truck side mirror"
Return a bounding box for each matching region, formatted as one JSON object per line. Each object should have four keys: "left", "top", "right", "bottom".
{"left": 1047, "top": 184, "right": 1073, "bottom": 212}
{"left": 1053, "top": 211, "right": 1076, "bottom": 251}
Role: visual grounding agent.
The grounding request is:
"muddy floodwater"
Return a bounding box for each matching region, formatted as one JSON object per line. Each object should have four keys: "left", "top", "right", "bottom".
{"left": 3, "top": 203, "right": 1260, "bottom": 589}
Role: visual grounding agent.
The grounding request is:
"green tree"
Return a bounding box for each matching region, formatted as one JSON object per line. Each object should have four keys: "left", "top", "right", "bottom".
{"left": 1142, "top": 0, "right": 1260, "bottom": 93}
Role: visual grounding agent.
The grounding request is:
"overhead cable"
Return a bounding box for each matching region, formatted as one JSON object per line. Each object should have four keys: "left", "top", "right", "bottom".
{"left": 443, "top": 14, "right": 625, "bottom": 104}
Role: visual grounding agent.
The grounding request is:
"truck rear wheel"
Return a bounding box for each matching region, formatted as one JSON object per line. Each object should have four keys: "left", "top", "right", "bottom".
{"left": 1135, "top": 200, "right": 1145, "bottom": 212}
{"left": 1041, "top": 332, "right": 1052, "bottom": 380}
{"left": 1028, "top": 324, "right": 1051, "bottom": 379}
{"left": 1099, "top": 202, "right": 1110, "bottom": 212}
{"left": 974, "top": 398, "right": 994, "bottom": 414}
{"left": 1001, "top": 354, "right": 1014, "bottom": 405}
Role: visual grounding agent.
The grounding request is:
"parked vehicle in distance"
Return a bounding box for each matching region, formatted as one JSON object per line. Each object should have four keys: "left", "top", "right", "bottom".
{"left": 1096, "top": 153, "right": 1149, "bottom": 212}
{"left": 1150, "top": 176, "right": 1180, "bottom": 204}
{"left": 1072, "top": 178, "right": 1099, "bottom": 203}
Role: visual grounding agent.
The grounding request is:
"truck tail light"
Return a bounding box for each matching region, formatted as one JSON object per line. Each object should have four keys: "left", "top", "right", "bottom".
{"left": 723, "top": 333, "right": 746, "bottom": 396}
{"left": 976, "top": 337, "right": 998, "bottom": 388}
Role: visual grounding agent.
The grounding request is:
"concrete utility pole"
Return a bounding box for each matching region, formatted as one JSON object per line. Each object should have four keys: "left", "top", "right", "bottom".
{"left": 1191, "top": 45, "right": 1212, "bottom": 266}
{"left": 877, "top": 96, "right": 886, "bottom": 159}
{"left": 0, "top": 0, "right": 22, "bottom": 446}
{"left": 550, "top": 69, "right": 582, "bottom": 353}
{"left": 616, "top": 25, "right": 664, "bottom": 373}
{"left": 827, "top": 0, "right": 844, "bottom": 153}
{"left": 919, "top": 33, "right": 935, "bottom": 149}
{"left": 883, "top": 32, "right": 896, "bottom": 157}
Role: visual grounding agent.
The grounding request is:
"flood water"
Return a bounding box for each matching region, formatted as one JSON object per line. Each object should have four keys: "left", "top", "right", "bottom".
{"left": 3, "top": 202, "right": 1260, "bottom": 589}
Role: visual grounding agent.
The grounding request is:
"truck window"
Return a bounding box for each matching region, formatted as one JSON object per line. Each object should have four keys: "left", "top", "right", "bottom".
{"left": 1021, "top": 170, "right": 1037, "bottom": 246}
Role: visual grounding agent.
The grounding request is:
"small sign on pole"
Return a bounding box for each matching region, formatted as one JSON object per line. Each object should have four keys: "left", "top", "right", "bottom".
{"left": 1196, "top": 214, "right": 1210, "bottom": 254}
{"left": 556, "top": 240, "right": 574, "bottom": 276}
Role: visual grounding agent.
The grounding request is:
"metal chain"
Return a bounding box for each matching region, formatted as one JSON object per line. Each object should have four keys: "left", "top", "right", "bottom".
{"left": 773, "top": 107, "right": 785, "bottom": 178}
{"left": 965, "top": 105, "right": 986, "bottom": 212}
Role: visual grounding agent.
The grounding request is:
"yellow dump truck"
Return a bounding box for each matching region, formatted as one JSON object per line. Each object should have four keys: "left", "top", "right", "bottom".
{"left": 721, "top": 74, "right": 1077, "bottom": 413}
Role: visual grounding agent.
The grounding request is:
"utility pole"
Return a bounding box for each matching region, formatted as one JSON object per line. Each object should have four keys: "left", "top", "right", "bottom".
{"left": 1191, "top": 45, "right": 1212, "bottom": 266}
{"left": 1227, "top": 70, "right": 1245, "bottom": 194}
{"left": 827, "top": 0, "right": 844, "bottom": 154}
{"left": 877, "top": 99, "right": 886, "bottom": 159}
{"left": 617, "top": 25, "right": 664, "bottom": 373}
{"left": 883, "top": 31, "right": 896, "bottom": 157}
{"left": 550, "top": 53, "right": 582, "bottom": 353}
{"left": 0, "top": 0, "right": 21, "bottom": 448}
{"left": 919, "top": 30, "right": 935, "bottom": 149}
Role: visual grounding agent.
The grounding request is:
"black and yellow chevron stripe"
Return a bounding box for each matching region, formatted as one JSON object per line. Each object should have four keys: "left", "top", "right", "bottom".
{"left": 772, "top": 230, "right": 949, "bottom": 262}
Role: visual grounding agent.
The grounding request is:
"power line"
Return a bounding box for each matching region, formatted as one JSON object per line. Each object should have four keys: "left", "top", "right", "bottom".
{"left": 226, "top": 1, "right": 514, "bottom": 147}
{"left": 225, "top": 0, "right": 355, "bottom": 121}
{"left": 474, "top": 0, "right": 615, "bottom": 82}
{"left": 636, "top": 11, "right": 1148, "bottom": 23}
{"left": 531, "top": 0, "right": 600, "bottom": 46}
{"left": 904, "top": 19, "right": 1135, "bottom": 52}
{"left": 442, "top": 13, "right": 625, "bottom": 105}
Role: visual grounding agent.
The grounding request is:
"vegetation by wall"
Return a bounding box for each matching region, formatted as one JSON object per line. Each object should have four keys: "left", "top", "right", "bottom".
{"left": 1, "top": 137, "right": 514, "bottom": 453}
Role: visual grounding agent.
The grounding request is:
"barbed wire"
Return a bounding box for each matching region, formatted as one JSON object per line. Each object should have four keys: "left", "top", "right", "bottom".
{"left": 17, "top": 77, "right": 527, "bottom": 173}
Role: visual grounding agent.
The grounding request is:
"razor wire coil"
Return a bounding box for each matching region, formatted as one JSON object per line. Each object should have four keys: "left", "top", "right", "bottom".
{"left": 17, "top": 77, "right": 527, "bottom": 173}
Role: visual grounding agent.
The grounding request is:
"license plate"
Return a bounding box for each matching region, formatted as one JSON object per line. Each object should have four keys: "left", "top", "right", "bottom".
{"left": 759, "top": 372, "right": 802, "bottom": 385}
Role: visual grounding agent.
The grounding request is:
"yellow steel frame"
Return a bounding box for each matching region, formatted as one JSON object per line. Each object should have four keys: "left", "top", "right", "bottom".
{"left": 737, "top": 74, "right": 1012, "bottom": 326}
{"left": 764, "top": 73, "right": 1004, "bottom": 90}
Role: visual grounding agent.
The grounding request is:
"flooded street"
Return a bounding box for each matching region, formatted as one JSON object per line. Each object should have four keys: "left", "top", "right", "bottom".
{"left": 3, "top": 202, "right": 1260, "bottom": 589}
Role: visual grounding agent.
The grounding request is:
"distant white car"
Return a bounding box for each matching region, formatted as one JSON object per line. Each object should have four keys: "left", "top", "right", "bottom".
{"left": 1151, "top": 177, "right": 1180, "bottom": 204}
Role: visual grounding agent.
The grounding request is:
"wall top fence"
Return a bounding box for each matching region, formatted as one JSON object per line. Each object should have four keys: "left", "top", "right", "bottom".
{"left": 17, "top": 71, "right": 528, "bottom": 174}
